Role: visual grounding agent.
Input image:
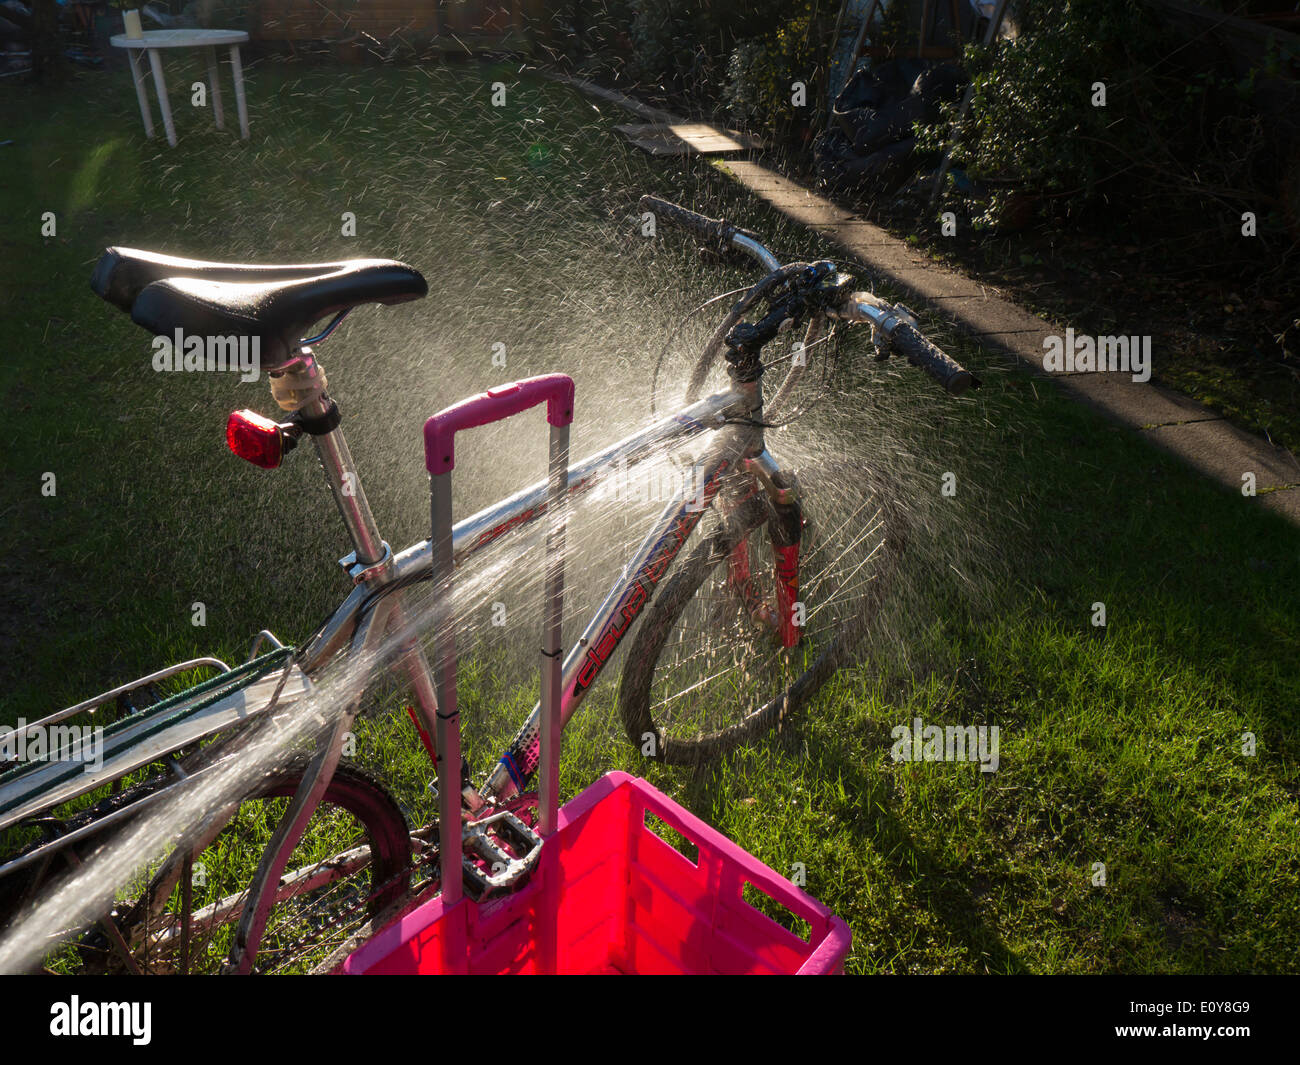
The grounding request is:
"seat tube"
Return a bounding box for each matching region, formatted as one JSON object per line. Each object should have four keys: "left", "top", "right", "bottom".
{"left": 269, "top": 350, "right": 386, "bottom": 566}
{"left": 305, "top": 396, "right": 386, "bottom": 567}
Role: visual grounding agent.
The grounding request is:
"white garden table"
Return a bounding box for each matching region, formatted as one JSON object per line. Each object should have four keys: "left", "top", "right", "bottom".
{"left": 110, "top": 29, "right": 250, "bottom": 147}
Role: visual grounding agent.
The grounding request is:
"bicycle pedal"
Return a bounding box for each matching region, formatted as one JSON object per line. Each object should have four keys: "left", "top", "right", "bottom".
{"left": 460, "top": 809, "right": 544, "bottom": 901}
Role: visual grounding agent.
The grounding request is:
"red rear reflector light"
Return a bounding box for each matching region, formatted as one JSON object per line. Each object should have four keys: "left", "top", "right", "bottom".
{"left": 227, "top": 409, "right": 284, "bottom": 469}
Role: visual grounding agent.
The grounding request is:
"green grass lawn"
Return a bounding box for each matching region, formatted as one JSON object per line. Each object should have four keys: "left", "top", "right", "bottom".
{"left": 1, "top": 57, "right": 1298, "bottom": 974}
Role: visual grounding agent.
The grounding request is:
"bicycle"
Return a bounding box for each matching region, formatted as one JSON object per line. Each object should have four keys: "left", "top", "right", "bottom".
{"left": 0, "top": 195, "right": 977, "bottom": 975}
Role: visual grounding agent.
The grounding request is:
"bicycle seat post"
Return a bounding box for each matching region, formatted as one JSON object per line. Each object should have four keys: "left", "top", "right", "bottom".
{"left": 270, "top": 348, "right": 387, "bottom": 573}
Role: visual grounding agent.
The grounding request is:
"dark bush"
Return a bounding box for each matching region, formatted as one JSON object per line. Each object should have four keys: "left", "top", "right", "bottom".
{"left": 914, "top": 0, "right": 1289, "bottom": 238}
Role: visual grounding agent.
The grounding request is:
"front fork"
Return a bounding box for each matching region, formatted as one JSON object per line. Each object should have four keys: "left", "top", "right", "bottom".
{"left": 769, "top": 499, "right": 803, "bottom": 648}
{"left": 727, "top": 452, "right": 804, "bottom": 649}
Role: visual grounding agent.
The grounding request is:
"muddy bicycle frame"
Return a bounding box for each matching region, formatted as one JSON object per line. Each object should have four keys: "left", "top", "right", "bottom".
{"left": 299, "top": 384, "right": 762, "bottom": 790}
{"left": 225, "top": 237, "right": 806, "bottom": 968}
{"left": 1, "top": 206, "right": 974, "bottom": 972}
{"left": 3, "top": 220, "right": 936, "bottom": 972}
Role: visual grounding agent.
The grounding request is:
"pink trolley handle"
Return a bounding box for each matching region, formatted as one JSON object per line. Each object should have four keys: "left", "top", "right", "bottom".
{"left": 424, "top": 374, "right": 574, "bottom": 907}
{"left": 424, "top": 373, "right": 575, "bottom": 473}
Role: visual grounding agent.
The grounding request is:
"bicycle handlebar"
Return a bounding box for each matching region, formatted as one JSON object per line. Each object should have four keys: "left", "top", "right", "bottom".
{"left": 638, "top": 195, "right": 776, "bottom": 266}
{"left": 642, "top": 193, "right": 978, "bottom": 397}
{"left": 832, "top": 293, "right": 979, "bottom": 396}
{"left": 639, "top": 195, "right": 734, "bottom": 247}
{"left": 889, "top": 321, "right": 977, "bottom": 396}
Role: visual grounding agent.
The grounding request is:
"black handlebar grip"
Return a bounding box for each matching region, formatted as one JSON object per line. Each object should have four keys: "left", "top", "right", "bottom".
{"left": 639, "top": 195, "right": 733, "bottom": 248}
{"left": 890, "top": 322, "right": 979, "bottom": 396}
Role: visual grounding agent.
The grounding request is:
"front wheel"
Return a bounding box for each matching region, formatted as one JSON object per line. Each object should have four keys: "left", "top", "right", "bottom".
{"left": 619, "top": 464, "right": 902, "bottom": 765}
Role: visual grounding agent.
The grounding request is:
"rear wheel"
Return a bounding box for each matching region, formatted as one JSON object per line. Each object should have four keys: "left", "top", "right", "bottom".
{"left": 122, "top": 763, "right": 412, "bottom": 974}
{"left": 2, "top": 763, "right": 413, "bottom": 974}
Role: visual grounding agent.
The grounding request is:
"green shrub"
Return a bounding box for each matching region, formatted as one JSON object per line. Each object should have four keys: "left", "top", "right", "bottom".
{"left": 914, "top": 0, "right": 1278, "bottom": 231}
{"left": 914, "top": 0, "right": 1159, "bottom": 225}
{"left": 721, "top": 3, "right": 826, "bottom": 140}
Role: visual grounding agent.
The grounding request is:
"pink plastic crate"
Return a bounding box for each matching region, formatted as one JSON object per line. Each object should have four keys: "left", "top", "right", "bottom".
{"left": 342, "top": 771, "right": 850, "bottom": 975}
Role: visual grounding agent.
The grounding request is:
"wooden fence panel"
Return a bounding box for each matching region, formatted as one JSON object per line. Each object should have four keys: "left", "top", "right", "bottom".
{"left": 254, "top": 0, "right": 537, "bottom": 43}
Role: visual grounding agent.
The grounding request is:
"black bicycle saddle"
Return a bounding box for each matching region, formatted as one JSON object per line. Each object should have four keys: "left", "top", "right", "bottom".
{"left": 92, "top": 247, "right": 428, "bottom": 368}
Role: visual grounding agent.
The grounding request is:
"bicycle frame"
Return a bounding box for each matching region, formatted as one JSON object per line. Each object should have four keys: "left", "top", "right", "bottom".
{"left": 222, "top": 366, "right": 777, "bottom": 969}
{"left": 295, "top": 379, "right": 772, "bottom": 792}
{"left": 3, "top": 205, "right": 977, "bottom": 972}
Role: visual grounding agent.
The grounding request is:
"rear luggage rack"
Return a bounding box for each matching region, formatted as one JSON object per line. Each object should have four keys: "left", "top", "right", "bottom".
{"left": 0, "top": 644, "right": 308, "bottom": 834}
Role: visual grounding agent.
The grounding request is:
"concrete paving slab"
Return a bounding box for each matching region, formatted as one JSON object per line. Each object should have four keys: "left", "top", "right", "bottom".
{"left": 1053, "top": 373, "right": 1222, "bottom": 430}
{"left": 614, "top": 122, "right": 761, "bottom": 156}
{"left": 928, "top": 295, "right": 1053, "bottom": 343}
{"left": 1144, "top": 419, "right": 1300, "bottom": 491}
{"left": 802, "top": 220, "right": 907, "bottom": 247}
{"left": 718, "top": 161, "right": 802, "bottom": 191}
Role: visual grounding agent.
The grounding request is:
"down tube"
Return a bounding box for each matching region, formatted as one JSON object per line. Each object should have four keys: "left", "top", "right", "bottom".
{"left": 481, "top": 429, "right": 747, "bottom": 803}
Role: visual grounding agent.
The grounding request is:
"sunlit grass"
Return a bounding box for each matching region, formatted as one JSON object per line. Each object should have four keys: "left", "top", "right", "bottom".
{"left": 0, "top": 57, "right": 1297, "bottom": 974}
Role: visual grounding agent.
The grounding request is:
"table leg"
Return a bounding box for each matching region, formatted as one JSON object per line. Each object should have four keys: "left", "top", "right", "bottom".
{"left": 229, "top": 45, "right": 250, "bottom": 139}
{"left": 146, "top": 48, "right": 177, "bottom": 147}
{"left": 127, "top": 48, "right": 154, "bottom": 139}
{"left": 205, "top": 46, "right": 225, "bottom": 131}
